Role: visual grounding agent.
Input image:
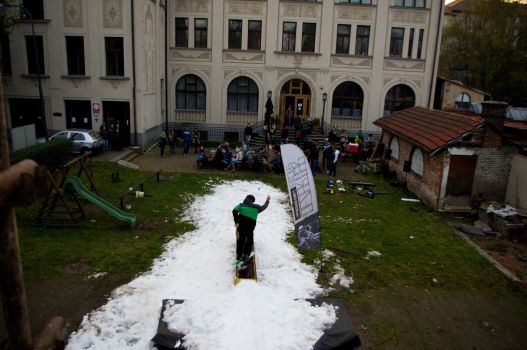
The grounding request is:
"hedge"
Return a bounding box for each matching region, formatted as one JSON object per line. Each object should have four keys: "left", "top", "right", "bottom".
{"left": 10, "top": 139, "right": 73, "bottom": 169}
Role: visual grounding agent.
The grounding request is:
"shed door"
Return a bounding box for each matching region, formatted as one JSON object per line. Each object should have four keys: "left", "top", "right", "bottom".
{"left": 445, "top": 155, "right": 477, "bottom": 206}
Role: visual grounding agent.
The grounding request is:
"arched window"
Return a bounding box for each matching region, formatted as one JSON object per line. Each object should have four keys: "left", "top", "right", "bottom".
{"left": 410, "top": 148, "right": 424, "bottom": 176}
{"left": 332, "top": 82, "right": 364, "bottom": 117}
{"left": 227, "top": 77, "right": 259, "bottom": 112}
{"left": 389, "top": 136, "right": 399, "bottom": 160}
{"left": 176, "top": 74, "right": 206, "bottom": 110}
{"left": 384, "top": 84, "right": 415, "bottom": 116}
{"left": 455, "top": 92, "right": 471, "bottom": 110}
{"left": 281, "top": 79, "right": 311, "bottom": 95}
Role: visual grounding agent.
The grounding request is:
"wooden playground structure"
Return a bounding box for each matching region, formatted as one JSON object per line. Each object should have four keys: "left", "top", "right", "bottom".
{"left": 36, "top": 152, "right": 99, "bottom": 226}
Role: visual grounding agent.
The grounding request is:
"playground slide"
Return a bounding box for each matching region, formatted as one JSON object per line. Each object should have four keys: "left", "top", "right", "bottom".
{"left": 64, "top": 176, "right": 137, "bottom": 228}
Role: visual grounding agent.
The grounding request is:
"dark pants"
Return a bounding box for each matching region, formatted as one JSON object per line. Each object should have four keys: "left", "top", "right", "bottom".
{"left": 236, "top": 229, "right": 254, "bottom": 260}
{"left": 329, "top": 162, "right": 337, "bottom": 176}
{"left": 183, "top": 141, "right": 190, "bottom": 155}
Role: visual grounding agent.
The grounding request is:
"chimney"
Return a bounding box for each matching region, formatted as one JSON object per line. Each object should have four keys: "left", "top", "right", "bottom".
{"left": 481, "top": 101, "right": 508, "bottom": 130}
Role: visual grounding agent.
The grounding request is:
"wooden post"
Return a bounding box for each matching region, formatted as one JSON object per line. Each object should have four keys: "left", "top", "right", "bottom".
{"left": 0, "top": 74, "right": 32, "bottom": 349}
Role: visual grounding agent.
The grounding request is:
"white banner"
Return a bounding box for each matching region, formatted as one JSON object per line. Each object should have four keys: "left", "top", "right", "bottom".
{"left": 281, "top": 144, "right": 321, "bottom": 249}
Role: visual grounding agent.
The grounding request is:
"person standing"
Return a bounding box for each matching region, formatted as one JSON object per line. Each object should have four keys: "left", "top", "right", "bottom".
{"left": 114, "top": 122, "right": 121, "bottom": 151}
{"left": 280, "top": 125, "right": 289, "bottom": 144}
{"left": 232, "top": 194, "right": 271, "bottom": 261}
{"left": 158, "top": 130, "right": 167, "bottom": 158}
{"left": 286, "top": 105, "right": 293, "bottom": 127}
{"left": 168, "top": 129, "right": 177, "bottom": 156}
{"left": 182, "top": 127, "right": 192, "bottom": 156}
{"left": 309, "top": 140, "right": 320, "bottom": 175}
{"left": 244, "top": 123, "right": 253, "bottom": 145}
{"left": 99, "top": 124, "right": 109, "bottom": 151}
{"left": 329, "top": 144, "right": 340, "bottom": 177}
{"left": 192, "top": 128, "right": 200, "bottom": 154}
{"left": 108, "top": 123, "right": 115, "bottom": 151}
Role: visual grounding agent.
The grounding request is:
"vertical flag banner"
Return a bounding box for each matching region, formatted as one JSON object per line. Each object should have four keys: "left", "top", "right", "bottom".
{"left": 281, "top": 144, "right": 321, "bottom": 249}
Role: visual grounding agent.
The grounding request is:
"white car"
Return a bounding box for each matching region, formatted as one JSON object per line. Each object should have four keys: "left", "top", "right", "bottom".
{"left": 49, "top": 129, "right": 103, "bottom": 154}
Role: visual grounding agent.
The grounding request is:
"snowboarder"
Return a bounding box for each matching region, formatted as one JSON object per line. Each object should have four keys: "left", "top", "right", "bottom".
{"left": 232, "top": 194, "right": 271, "bottom": 263}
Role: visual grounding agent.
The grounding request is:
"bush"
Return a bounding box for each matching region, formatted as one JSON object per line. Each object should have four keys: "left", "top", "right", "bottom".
{"left": 312, "top": 118, "right": 321, "bottom": 126}
{"left": 11, "top": 139, "right": 73, "bottom": 169}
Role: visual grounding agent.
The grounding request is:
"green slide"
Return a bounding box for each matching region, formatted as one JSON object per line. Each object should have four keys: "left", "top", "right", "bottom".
{"left": 64, "top": 176, "right": 136, "bottom": 229}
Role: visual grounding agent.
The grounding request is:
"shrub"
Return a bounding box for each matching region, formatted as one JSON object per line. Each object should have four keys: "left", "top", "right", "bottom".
{"left": 10, "top": 139, "right": 73, "bottom": 169}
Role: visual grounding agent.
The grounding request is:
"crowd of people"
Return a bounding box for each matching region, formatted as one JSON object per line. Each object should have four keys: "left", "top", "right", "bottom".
{"left": 194, "top": 127, "right": 373, "bottom": 177}
{"left": 99, "top": 122, "right": 122, "bottom": 152}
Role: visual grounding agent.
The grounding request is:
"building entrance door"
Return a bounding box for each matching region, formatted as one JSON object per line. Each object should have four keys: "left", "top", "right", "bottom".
{"left": 444, "top": 155, "right": 477, "bottom": 208}
{"left": 279, "top": 79, "right": 311, "bottom": 126}
{"left": 65, "top": 100, "right": 92, "bottom": 130}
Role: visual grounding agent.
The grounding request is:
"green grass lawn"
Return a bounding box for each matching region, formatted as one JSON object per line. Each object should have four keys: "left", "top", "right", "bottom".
{"left": 13, "top": 161, "right": 527, "bottom": 349}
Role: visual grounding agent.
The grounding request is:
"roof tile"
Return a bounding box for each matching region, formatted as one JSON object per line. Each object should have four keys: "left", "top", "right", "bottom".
{"left": 373, "top": 106, "right": 484, "bottom": 152}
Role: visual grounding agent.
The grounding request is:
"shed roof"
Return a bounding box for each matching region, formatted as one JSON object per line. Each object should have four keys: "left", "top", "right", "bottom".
{"left": 373, "top": 106, "right": 484, "bottom": 153}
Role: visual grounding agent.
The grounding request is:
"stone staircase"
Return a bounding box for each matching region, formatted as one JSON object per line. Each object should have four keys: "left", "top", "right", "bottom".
{"left": 250, "top": 128, "right": 326, "bottom": 148}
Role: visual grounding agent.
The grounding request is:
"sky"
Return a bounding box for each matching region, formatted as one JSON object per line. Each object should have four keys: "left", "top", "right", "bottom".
{"left": 66, "top": 180, "right": 354, "bottom": 350}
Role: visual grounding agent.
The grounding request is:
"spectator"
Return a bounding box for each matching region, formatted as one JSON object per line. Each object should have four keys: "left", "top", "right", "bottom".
{"left": 280, "top": 125, "right": 289, "bottom": 144}
{"left": 328, "top": 144, "right": 340, "bottom": 177}
{"left": 168, "top": 129, "right": 177, "bottom": 156}
{"left": 197, "top": 145, "right": 206, "bottom": 169}
{"left": 158, "top": 130, "right": 167, "bottom": 158}
{"left": 192, "top": 129, "right": 200, "bottom": 154}
{"left": 244, "top": 123, "right": 253, "bottom": 144}
{"left": 230, "top": 148, "right": 244, "bottom": 174}
{"left": 100, "top": 123, "right": 109, "bottom": 151}
{"left": 182, "top": 127, "right": 192, "bottom": 156}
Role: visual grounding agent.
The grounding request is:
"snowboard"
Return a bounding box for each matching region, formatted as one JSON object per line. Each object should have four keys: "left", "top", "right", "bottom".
{"left": 234, "top": 231, "right": 257, "bottom": 285}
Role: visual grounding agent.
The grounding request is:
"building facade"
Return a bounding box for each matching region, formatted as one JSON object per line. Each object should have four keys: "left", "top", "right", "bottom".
{"left": 1, "top": 0, "right": 166, "bottom": 148}
{"left": 168, "top": 0, "right": 444, "bottom": 135}
{"left": 1, "top": 0, "right": 444, "bottom": 148}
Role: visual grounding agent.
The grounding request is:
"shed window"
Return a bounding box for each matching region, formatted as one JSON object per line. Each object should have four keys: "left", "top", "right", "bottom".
{"left": 389, "top": 136, "right": 399, "bottom": 161}
{"left": 411, "top": 148, "right": 424, "bottom": 176}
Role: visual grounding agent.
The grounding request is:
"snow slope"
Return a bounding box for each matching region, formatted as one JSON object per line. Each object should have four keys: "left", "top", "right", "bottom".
{"left": 67, "top": 180, "right": 336, "bottom": 349}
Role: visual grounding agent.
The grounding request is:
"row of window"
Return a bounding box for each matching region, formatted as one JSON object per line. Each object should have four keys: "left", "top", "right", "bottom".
{"left": 389, "top": 27, "right": 425, "bottom": 58}
{"left": 175, "top": 17, "right": 425, "bottom": 59}
{"left": 0, "top": 35, "right": 125, "bottom": 77}
{"left": 175, "top": 74, "right": 416, "bottom": 116}
{"left": 336, "top": 1, "right": 426, "bottom": 8}
{"left": 389, "top": 136, "right": 424, "bottom": 177}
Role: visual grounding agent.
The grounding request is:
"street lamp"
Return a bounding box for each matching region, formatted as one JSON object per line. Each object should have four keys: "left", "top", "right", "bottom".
{"left": 322, "top": 92, "right": 327, "bottom": 134}
{"left": 0, "top": 3, "right": 48, "bottom": 141}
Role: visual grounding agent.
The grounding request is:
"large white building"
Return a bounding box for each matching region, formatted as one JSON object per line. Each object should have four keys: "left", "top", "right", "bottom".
{"left": 1, "top": 0, "right": 444, "bottom": 148}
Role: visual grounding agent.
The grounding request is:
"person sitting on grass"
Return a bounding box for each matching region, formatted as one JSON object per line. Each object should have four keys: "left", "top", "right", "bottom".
{"left": 197, "top": 145, "right": 206, "bottom": 169}
{"left": 222, "top": 147, "right": 233, "bottom": 171}
{"left": 230, "top": 148, "right": 244, "bottom": 173}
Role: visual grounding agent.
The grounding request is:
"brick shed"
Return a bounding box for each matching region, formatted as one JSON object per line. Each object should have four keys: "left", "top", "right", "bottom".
{"left": 374, "top": 102, "right": 517, "bottom": 211}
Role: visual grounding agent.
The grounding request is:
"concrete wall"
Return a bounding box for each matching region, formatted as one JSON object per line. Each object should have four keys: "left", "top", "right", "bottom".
{"left": 471, "top": 145, "right": 516, "bottom": 204}
{"left": 2, "top": 0, "right": 166, "bottom": 147}
{"left": 440, "top": 80, "right": 487, "bottom": 109}
{"left": 506, "top": 155, "right": 527, "bottom": 210}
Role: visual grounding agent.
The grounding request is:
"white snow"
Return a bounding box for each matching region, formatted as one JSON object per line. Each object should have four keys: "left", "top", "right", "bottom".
{"left": 328, "top": 264, "right": 354, "bottom": 289}
{"left": 367, "top": 250, "right": 382, "bottom": 257}
{"left": 67, "top": 180, "right": 336, "bottom": 350}
{"left": 487, "top": 203, "right": 518, "bottom": 218}
{"left": 87, "top": 271, "right": 107, "bottom": 280}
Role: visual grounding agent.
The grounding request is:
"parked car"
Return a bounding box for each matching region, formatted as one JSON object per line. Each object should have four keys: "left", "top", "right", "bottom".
{"left": 48, "top": 129, "right": 103, "bottom": 154}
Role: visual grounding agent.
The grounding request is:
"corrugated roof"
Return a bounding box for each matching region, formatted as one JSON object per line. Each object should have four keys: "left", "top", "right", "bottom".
{"left": 373, "top": 106, "right": 484, "bottom": 153}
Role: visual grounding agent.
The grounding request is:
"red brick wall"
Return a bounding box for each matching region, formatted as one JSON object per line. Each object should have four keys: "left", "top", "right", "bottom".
{"left": 381, "top": 131, "right": 516, "bottom": 210}
{"left": 382, "top": 132, "right": 444, "bottom": 209}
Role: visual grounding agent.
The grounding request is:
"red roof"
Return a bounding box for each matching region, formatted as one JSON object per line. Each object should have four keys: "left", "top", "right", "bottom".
{"left": 373, "top": 106, "right": 484, "bottom": 153}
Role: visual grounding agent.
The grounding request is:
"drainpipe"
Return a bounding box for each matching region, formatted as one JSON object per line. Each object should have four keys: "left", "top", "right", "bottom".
{"left": 131, "top": 0, "right": 138, "bottom": 145}
{"left": 428, "top": 0, "right": 444, "bottom": 108}
{"left": 164, "top": 0, "right": 168, "bottom": 132}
